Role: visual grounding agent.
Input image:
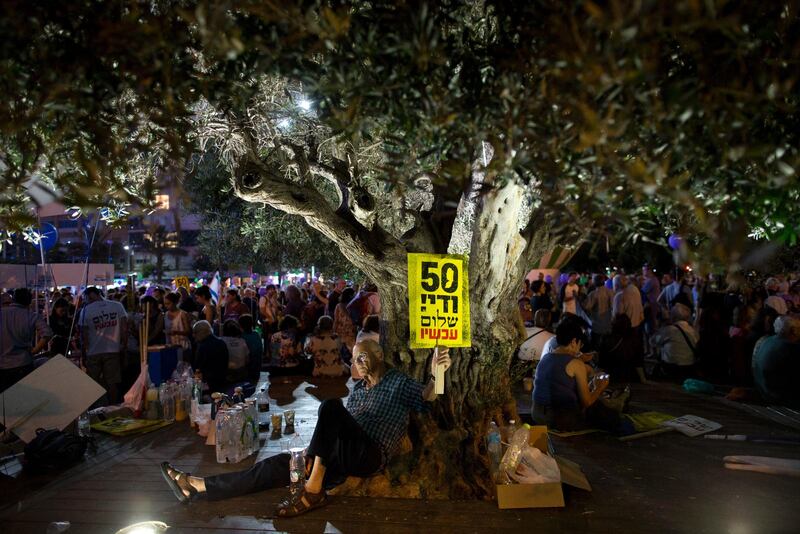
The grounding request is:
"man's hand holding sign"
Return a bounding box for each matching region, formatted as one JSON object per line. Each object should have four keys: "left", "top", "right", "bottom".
{"left": 423, "top": 347, "right": 451, "bottom": 400}
{"left": 408, "top": 253, "right": 471, "bottom": 395}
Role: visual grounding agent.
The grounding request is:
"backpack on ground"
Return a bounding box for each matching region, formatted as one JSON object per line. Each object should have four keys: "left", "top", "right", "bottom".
{"left": 24, "top": 428, "right": 87, "bottom": 472}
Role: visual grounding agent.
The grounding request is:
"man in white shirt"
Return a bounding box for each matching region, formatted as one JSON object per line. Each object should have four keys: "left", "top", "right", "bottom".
{"left": 612, "top": 275, "right": 644, "bottom": 328}
{"left": 561, "top": 272, "right": 580, "bottom": 316}
{"left": 79, "top": 287, "right": 127, "bottom": 404}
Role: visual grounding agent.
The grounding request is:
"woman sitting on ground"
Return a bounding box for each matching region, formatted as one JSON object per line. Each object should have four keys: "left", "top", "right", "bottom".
{"left": 268, "top": 315, "right": 310, "bottom": 375}
{"left": 532, "top": 320, "right": 626, "bottom": 433}
{"left": 651, "top": 303, "right": 697, "bottom": 381}
{"left": 305, "top": 315, "right": 347, "bottom": 377}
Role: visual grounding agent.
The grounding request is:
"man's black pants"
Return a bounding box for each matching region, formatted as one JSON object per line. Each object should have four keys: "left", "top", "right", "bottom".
{"left": 205, "top": 398, "right": 383, "bottom": 500}
{"left": 532, "top": 401, "right": 622, "bottom": 434}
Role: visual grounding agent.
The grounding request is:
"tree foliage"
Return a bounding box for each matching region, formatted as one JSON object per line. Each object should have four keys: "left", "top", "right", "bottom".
{"left": 4, "top": 0, "right": 800, "bottom": 499}
{"left": 2, "top": 1, "right": 799, "bottom": 270}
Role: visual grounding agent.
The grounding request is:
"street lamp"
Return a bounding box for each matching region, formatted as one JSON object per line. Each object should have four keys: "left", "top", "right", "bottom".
{"left": 124, "top": 245, "right": 132, "bottom": 277}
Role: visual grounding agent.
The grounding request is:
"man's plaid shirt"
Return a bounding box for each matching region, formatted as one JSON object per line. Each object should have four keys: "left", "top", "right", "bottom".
{"left": 346, "top": 368, "right": 428, "bottom": 461}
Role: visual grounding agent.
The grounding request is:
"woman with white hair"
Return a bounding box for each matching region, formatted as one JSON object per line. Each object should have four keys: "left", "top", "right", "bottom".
{"left": 651, "top": 303, "right": 698, "bottom": 380}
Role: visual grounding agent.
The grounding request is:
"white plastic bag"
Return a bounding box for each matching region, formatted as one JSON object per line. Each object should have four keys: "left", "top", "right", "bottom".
{"left": 509, "top": 447, "right": 561, "bottom": 484}
{"left": 123, "top": 364, "right": 149, "bottom": 414}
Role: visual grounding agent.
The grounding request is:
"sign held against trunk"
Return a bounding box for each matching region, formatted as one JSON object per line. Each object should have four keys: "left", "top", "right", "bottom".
{"left": 408, "top": 253, "right": 471, "bottom": 394}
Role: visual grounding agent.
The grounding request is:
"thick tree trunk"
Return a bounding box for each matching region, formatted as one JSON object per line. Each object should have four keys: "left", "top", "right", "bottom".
{"left": 332, "top": 281, "right": 521, "bottom": 500}
{"left": 333, "top": 225, "right": 552, "bottom": 500}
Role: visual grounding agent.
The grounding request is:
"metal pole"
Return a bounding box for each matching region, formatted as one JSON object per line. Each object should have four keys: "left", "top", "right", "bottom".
{"left": 37, "top": 212, "right": 50, "bottom": 322}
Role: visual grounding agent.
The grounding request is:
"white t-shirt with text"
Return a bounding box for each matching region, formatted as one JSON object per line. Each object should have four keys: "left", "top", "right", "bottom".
{"left": 80, "top": 299, "right": 127, "bottom": 355}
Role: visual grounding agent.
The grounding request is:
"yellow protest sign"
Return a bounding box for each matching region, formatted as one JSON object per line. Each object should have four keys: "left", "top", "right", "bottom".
{"left": 408, "top": 253, "right": 471, "bottom": 349}
{"left": 174, "top": 276, "right": 190, "bottom": 289}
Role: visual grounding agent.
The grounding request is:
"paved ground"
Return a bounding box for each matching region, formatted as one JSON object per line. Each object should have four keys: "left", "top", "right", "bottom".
{"left": 2, "top": 374, "right": 800, "bottom": 533}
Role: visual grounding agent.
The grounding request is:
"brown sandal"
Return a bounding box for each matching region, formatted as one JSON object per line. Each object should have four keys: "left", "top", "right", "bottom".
{"left": 160, "top": 462, "right": 199, "bottom": 504}
{"left": 276, "top": 488, "right": 328, "bottom": 517}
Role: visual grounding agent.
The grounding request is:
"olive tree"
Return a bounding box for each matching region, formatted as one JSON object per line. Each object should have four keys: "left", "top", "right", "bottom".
{"left": 2, "top": 0, "right": 799, "bottom": 497}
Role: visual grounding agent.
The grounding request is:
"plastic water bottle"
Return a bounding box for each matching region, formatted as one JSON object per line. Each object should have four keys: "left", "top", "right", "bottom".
{"left": 486, "top": 422, "right": 501, "bottom": 480}
{"left": 175, "top": 381, "right": 190, "bottom": 422}
{"left": 192, "top": 376, "right": 203, "bottom": 401}
{"left": 498, "top": 426, "right": 531, "bottom": 485}
{"left": 78, "top": 412, "right": 91, "bottom": 437}
{"left": 288, "top": 433, "right": 306, "bottom": 496}
{"left": 215, "top": 407, "right": 231, "bottom": 463}
{"left": 160, "top": 383, "right": 175, "bottom": 422}
{"left": 256, "top": 388, "right": 270, "bottom": 431}
{"left": 245, "top": 400, "right": 259, "bottom": 455}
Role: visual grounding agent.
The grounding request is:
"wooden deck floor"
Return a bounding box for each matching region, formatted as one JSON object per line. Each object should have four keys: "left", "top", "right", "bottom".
{"left": 2, "top": 375, "right": 800, "bottom": 533}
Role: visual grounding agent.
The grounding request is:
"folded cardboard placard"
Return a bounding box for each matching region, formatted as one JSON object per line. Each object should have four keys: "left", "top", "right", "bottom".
{"left": 0, "top": 355, "right": 106, "bottom": 443}
{"left": 496, "top": 425, "right": 591, "bottom": 509}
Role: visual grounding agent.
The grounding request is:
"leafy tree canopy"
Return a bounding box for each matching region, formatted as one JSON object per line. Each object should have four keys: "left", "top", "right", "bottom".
{"left": 1, "top": 0, "right": 799, "bottom": 270}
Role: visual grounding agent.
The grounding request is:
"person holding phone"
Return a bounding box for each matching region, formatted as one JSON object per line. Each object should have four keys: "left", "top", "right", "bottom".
{"left": 532, "top": 320, "right": 625, "bottom": 433}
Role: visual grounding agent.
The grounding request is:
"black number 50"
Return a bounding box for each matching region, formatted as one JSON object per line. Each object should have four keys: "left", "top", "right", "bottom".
{"left": 421, "top": 262, "right": 439, "bottom": 291}
{"left": 420, "top": 261, "right": 459, "bottom": 293}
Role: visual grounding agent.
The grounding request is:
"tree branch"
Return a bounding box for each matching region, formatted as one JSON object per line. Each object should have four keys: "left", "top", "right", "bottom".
{"left": 232, "top": 136, "right": 407, "bottom": 283}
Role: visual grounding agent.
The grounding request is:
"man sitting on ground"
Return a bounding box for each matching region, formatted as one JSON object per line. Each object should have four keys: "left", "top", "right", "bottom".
{"left": 160, "top": 339, "right": 451, "bottom": 517}
{"left": 193, "top": 320, "right": 229, "bottom": 395}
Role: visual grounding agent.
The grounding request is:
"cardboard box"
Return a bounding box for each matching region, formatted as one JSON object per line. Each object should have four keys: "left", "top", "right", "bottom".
{"left": 496, "top": 425, "right": 591, "bottom": 509}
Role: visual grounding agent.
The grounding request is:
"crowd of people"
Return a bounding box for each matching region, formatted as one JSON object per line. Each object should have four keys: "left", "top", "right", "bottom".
{"left": 3, "top": 264, "right": 799, "bottom": 517}
{"left": 0, "top": 278, "right": 383, "bottom": 401}
{"left": 519, "top": 267, "right": 800, "bottom": 426}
